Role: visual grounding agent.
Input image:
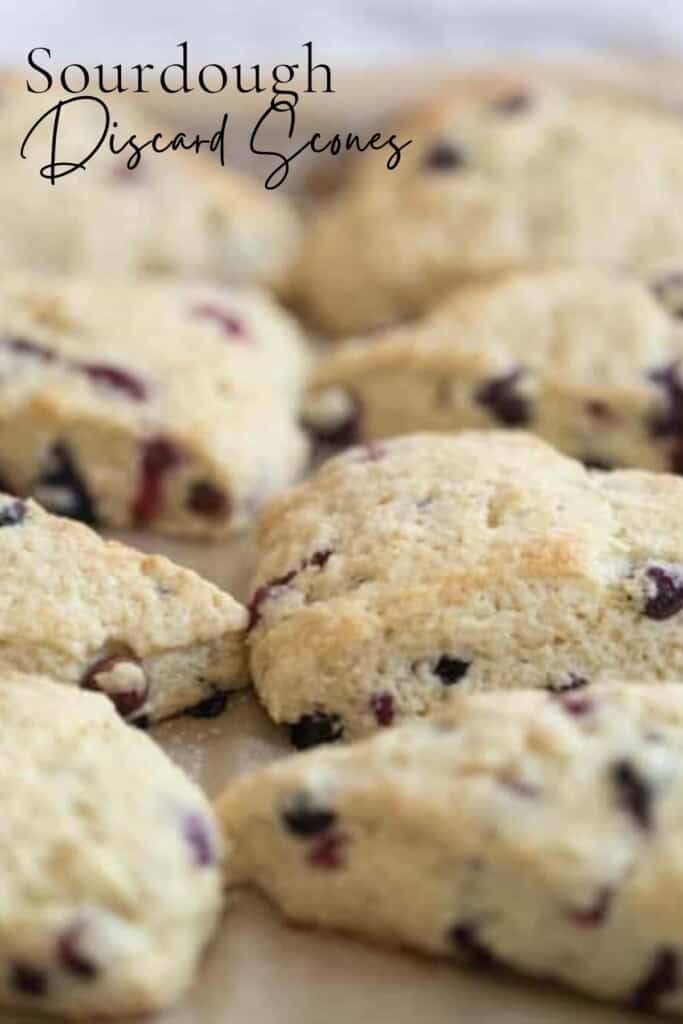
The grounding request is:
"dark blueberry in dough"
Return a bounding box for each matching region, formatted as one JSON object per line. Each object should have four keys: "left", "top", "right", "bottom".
{"left": 58, "top": 923, "right": 98, "bottom": 980}
{"left": 449, "top": 922, "right": 499, "bottom": 969}
{"left": 4, "top": 336, "right": 56, "bottom": 362}
{"left": 475, "top": 368, "right": 531, "bottom": 426}
{"left": 423, "top": 141, "right": 467, "bottom": 171}
{"left": 182, "top": 812, "right": 216, "bottom": 867}
{"left": 11, "top": 961, "right": 48, "bottom": 997}
{"left": 309, "top": 548, "right": 333, "bottom": 569}
{"left": 546, "top": 674, "right": 589, "bottom": 693}
{"left": 434, "top": 656, "right": 471, "bottom": 685}
{"left": 567, "top": 886, "right": 613, "bottom": 927}
{"left": 289, "top": 712, "right": 344, "bottom": 749}
{"left": 492, "top": 91, "right": 532, "bottom": 115}
{"left": 80, "top": 363, "right": 148, "bottom": 401}
{"left": 282, "top": 793, "right": 337, "bottom": 836}
{"left": 582, "top": 456, "right": 613, "bottom": 471}
{"left": 129, "top": 714, "right": 150, "bottom": 731}
{"left": 631, "top": 947, "right": 679, "bottom": 1012}
{"left": 186, "top": 690, "right": 229, "bottom": 719}
{"left": 132, "top": 436, "right": 183, "bottom": 525}
{"left": 247, "top": 570, "right": 298, "bottom": 631}
{"left": 611, "top": 759, "right": 653, "bottom": 831}
{"left": 370, "top": 691, "right": 395, "bottom": 727}
{"left": 33, "top": 443, "right": 97, "bottom": 525}
{"left": 647, "top": 362, "right": 683, "bottom": 438}
{"left": 81, "top": 654, "right": 148, "bottom": 720}
{"left": 651, "top": 271, "right": 683, "bottom": 319}
{"left": 0, "top": 498, "right": 25, "bottom": 527}
{"left": 187, "top": 481, "right": 230, "bottom": 519}
{"left": 643, "top": 565, "right": 683, "bottom": 620}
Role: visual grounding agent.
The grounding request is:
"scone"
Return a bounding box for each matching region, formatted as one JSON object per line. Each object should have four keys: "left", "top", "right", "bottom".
{"left": 0, "top": 672, "right": 222, "bottom": 1018}
{"left": 0, "top": 491, "right": 247, "bottom": 723}
{"left": 289, "top": 79, "right": 683, "bottom": 335}
{"left": 248, "top": 430, "right": 683, "bottom": 745}
{"left": 0, "top": 273, "right": 309, "bottom": 537}
{"left": 217, "top": 684, "right": 683, "bottom": 1018}
{"left": 4, "top": 75, "right": 298, "bottom": 287}
{"left": 304, "top": 267, "right": 683, "bottom": 473}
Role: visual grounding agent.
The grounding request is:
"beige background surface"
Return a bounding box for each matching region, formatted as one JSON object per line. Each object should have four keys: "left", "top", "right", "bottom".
{"left": 6, "top": 57, "right": 683, "bottom": 1023}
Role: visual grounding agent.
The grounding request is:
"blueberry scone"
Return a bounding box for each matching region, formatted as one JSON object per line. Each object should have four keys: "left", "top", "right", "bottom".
{"left": 217, "top": 685, "right": 683, "bottom": 1017}
{"left": 0, "top": 273, "right": 309, "bottom": 537}
{"left": 0, "top": 492, "right": 247, "bottom": 723}
{"left": 289, "top": 79, "right": 683, "bottom": 335}
{"left": 248, "top": 430, "right": 683, "bottom": 745}
{"left": 0, "top": 672, "right": 222, "bottom": 1018}
{"left": 304, "top": 267, "right": 683, "bottom": 473}
{"left": 4, "top": 74, "right": 298, "bottom": 287}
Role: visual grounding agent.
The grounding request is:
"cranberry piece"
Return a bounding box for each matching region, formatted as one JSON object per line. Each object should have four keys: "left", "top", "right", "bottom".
{"left": 132, "top": 436, "right": 183, "bottom": 526}
{"left": 475, "top": 368, "right": 531, "bottom": 426}
{"left": 187, "top": 481, "right": 230, "bottom": 519}
{"left": 80, "top": 363, "right": 148, "bottom": 401}
{"left": 58, "top": 922, "right": 98, "bottom": 980}
{"left": 546, "top": 674, "right": 589, "bottom": 694}
{"left": 247, "top": 570, "right": 297, "bottom": 631}
{"left": 34, "top": 443, "right": 97, "bottom": 525}
{"left": 631, "top": 948, "right": 679, "bottom": 1012}
{"left": 643, "top": 565, "right": 683, "bottom": 620}
{"left": 11, "top": 961, "right": 48, "bottom": 997}
{"left": 492, "top": 91, "right": 532, "bottom": 115}
{"left": 498, "top": 775, "right": 538, "bottom": 798}
{"left": 370, "top": 692, "right": 395, "bottom": 727}
{"left": 185, "top": 690, "right": 228, "bottom": 719}
{"left": 4, "top": 336, "right": 56, "bottom": 362}
{"left": 652, "top": 272, "right": 683, "bottom": 319}
{"left": 192, "top": 303, "right": 245, "bottom": 339}
{"left": 289, "top": 712, "right": 344, "bottom": 749}
{"left": 434, "top": 656, "right": 471, "bottom": 685}
{"left": 449, "top": 922, "right": 499, "bottom": 969}
{"left": 557, "top": 691, "right": 595, "bottom": 716}
{"left": 307, "top": 831, "right": 347, "bottom": 868}
{"left": 81, "top": 653, "right": 148, "bottom": 720}
{"left": 612, "top": 759, "right": 653, "bottom": 831}
{"left": 0, "top": 498, "right": 25, "bottom": 526}
{"left": 423, "top": 141, "right": 467, "bottom": 171}
{"left": 182, "top": 812, "right": 216, "bottom": 867}
{"left": 567, "top": 886, "right": 613, "bottom": 927}
{"left": 282, "top": 794, "right": 337, "bottom": 836}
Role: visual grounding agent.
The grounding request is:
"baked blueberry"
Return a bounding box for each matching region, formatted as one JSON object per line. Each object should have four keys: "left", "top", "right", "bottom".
{"left": 289, "top": 712, "right": 344, "bottom": 749}
{"left": 475, "top": 368, "right": 531, "bottom": 426}
{"left": 33, "top": 443, "right": 97, "bottom": 525}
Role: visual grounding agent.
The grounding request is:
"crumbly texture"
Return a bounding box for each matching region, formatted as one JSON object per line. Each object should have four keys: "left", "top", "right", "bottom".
{"left": 0, "top": 273, "right": 310, "bottom": 537}
{"left": 0, "top": 492, "right": 247, "bottom": 722}
{"left": 248, "top": 430, "right": 683, "bottom": 743}
{"left": 289, "top": 79, "right": 683, "bottom": 335}
{"left": 216, "top": 684, "right": 683, "bottom": 1017}
{"left": 2, "top": 75, "right": 298, "bottom": 288}
{"left": 0, "top": 673, "right": 223, "bottom": 1018}
{"left": 304, "top": 267, "right": 683, "bottom": 473}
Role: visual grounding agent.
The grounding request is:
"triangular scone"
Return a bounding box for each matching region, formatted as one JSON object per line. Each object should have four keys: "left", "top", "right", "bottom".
{"left": 0, "top": 494, "right": 247, "bottom": 723}
{"left": 247, "top": 430, "right": 683, "bottom": 744}
{"left": 305, "top": 267, "right": 683, "bottom": 475}
{"left": 0, "top": 273, "right": 309, "bottom": 537}
{"left": 2, "top": 73, "right": 298, "bottom": 288}
{"left": 289, "top": 80, "right": 683, "bottom": 334}
{"left": 0, "top": 673, "right": 222, "bottom": 1018}
{"left": 218, "top": 684, "right": 683, "bottom": 1018}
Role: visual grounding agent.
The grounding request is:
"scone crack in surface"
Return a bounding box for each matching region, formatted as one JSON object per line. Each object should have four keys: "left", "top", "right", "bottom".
{"left": 247, "top": 431, "right": 683, "bottom": 743}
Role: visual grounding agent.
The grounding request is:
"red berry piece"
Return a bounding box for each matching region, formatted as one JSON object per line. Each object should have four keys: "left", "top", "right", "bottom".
{"left": 81, "top": 653, "right": 149, "bottom": 721}
{"left": 192, "top": 303, "right": 246, "bottom": 340}
{"left": 370, "top": 691, "right": 395, "bottom": 727}
{"left": 567, "top": 886, "right": 613, "bottom": 927}
{"left": 80, "top": 363, "right": 148, "bottom": 401}
{"left": 132, "top": 436, "right": 183, "bottom": 525}
{"left": 307, "top": 830, "right": 348, "bottom": 869}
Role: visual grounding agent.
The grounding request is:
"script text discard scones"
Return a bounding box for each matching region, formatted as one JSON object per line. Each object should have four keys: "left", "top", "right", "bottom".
{"left": 0, "top": 674, "right": 222, "bottom": 1018}
{"left": 248, "top": 431, "right": 683, "bottom": 743}
{"left": 217, "top": 685, "right": 683, "bottom": 1018}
